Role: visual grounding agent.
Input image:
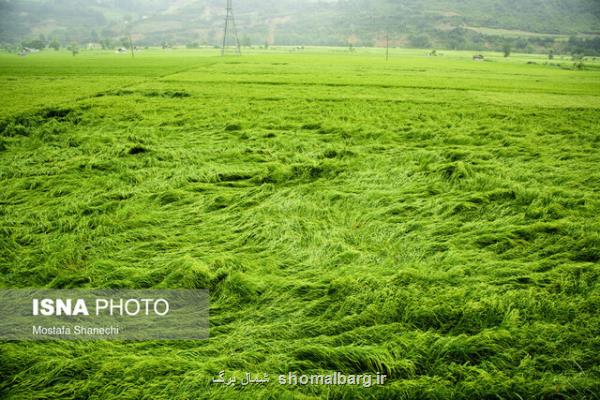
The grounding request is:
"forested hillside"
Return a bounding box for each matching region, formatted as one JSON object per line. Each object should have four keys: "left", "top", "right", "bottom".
{"left": 1, "top": 0, "right": 599, "bottom": 51}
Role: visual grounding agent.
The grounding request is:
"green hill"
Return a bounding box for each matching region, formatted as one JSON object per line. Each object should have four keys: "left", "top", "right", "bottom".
{"left": 1, "top": 0, "right": 599, "bottom": 51}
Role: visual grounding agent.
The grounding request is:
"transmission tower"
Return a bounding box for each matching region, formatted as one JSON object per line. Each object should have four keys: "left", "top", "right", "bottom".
{"left": 222, "top": 0, "right": 241, "bottom": 56}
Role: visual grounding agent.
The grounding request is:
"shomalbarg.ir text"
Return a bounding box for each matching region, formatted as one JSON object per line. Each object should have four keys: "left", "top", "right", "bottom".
{"left": 211, "top": 371, "right": 387, "bottom": 387}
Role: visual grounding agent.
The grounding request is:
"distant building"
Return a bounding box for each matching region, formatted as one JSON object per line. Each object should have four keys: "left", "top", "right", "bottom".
{"left": 18, "top": 47, "right": 39, "bottom": 57}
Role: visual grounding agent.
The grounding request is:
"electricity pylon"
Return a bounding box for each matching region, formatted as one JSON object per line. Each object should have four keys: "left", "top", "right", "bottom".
{"left": 222, "top": 0, "right": 241, "bottom": 56}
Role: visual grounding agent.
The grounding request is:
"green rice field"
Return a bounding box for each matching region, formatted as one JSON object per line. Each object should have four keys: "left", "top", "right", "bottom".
{"left": 1, "top": 47, "right": 599, "bottom": 399}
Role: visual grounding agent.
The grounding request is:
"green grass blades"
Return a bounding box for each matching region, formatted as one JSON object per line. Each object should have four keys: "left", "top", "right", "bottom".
{"left": 1, "top": 48, "right": 599, "bottom": 399}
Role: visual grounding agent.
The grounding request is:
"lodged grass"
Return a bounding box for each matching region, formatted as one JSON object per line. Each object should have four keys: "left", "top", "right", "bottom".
{"left": 0, "top": 48, "right": 599, "bottom": 399}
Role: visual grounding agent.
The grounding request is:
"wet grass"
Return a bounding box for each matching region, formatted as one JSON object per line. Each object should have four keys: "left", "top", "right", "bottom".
{"left": 0, "top": 48, "right": 599, "bottom": 399}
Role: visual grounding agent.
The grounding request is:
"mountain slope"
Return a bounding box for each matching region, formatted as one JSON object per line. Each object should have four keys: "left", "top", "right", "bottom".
{"left": 1, "top": 0, "right": 599, "bottom": 46}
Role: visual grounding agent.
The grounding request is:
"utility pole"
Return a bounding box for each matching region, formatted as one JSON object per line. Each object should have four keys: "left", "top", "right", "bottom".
{"left": 125, "top": 19, "right": 134, "bottom": 58}
{"left": 128, "top": 33, "right": 134, "bottom": 58}
{"left": 386, "top": 32, "right": 389, "bottom": 61}
{"left": 222, "top": 0, "right": 241, "bottom": 56}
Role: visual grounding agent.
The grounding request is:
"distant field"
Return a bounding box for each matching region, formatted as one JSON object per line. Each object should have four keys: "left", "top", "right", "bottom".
{"left": 464, "top": 26, "right": 600, "bottom": 39}
{"left": 1, "top": 48, "right": 599, "bottom": 399}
